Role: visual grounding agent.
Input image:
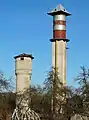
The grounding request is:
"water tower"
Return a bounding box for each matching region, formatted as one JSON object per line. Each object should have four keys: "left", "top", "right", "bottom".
{"left": 48, "top": 4, "right": 71, "bottom": 85}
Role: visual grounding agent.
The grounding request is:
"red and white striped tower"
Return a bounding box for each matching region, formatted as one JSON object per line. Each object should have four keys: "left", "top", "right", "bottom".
{"left": 48, "top": 4, "right": 71, "bottom": 85}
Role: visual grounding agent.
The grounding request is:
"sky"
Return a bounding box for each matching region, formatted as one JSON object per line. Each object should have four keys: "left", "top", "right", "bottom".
{"left": 0, "top": 0, "right": 89, "bottom": 87}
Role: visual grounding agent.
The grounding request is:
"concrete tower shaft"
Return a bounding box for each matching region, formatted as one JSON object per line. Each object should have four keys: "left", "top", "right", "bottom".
{"left": 14, "top": 53, "right": 34, "bottom": 93}
{"left": 48, "top": 4, "right": 71, "bottom": 85}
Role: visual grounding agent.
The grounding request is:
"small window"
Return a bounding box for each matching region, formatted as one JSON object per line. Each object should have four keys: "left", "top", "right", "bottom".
{"left": 21, "top": 57, "right": 24, "bottom": 60}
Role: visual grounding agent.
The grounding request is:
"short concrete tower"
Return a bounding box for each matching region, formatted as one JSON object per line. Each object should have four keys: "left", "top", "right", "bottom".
{"left": 14, "top": 53, "right": 34, "bottom": 94}
{"left": 12, "top": 54, "right": 41, "bottom": 120}
{"left": 48, "top": 4, "right": 71, "bottom": 85}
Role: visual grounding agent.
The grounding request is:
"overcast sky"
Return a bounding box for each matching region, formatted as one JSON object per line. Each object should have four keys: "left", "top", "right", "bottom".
{"left": 0, "top": 0, "right": 89, "bottom": 86}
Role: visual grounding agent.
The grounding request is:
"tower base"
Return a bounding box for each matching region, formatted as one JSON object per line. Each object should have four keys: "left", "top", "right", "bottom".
{"left": 12, "top": 107, "right": 40, "bottom": 120}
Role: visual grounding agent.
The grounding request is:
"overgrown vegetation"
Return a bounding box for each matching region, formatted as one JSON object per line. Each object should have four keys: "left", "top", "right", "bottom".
{"left": 30, "top": 67, "right": 89, "bottom": 120}
{"left": 1, "top": 67, "right": 89, "bottom": 120}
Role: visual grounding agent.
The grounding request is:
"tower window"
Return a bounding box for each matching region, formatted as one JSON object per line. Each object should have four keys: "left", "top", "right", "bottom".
{"left": 21, "top": 57, "right": 24, "bottom": 60}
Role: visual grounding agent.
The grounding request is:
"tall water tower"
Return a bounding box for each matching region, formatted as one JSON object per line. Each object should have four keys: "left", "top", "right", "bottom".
{"left": 48, "top": 4, "right": 71, "bottom": 85}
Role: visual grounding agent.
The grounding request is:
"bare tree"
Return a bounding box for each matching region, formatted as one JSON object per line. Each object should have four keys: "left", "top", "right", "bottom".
{"left": 0, "top": 71, "right": 15, "bottom": 120}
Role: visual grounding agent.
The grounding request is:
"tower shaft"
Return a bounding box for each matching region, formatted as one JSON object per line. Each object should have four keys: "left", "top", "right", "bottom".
{"left": 14, "top": 53, "right": 34, "bottom": 107}
{"left": 52, "top": 40, "right": 66, "bottom": 85}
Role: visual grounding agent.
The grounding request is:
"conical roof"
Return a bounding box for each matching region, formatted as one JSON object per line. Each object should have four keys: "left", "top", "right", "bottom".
{"left": 48, "top": 4, "right": 71, "bottom": 16}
